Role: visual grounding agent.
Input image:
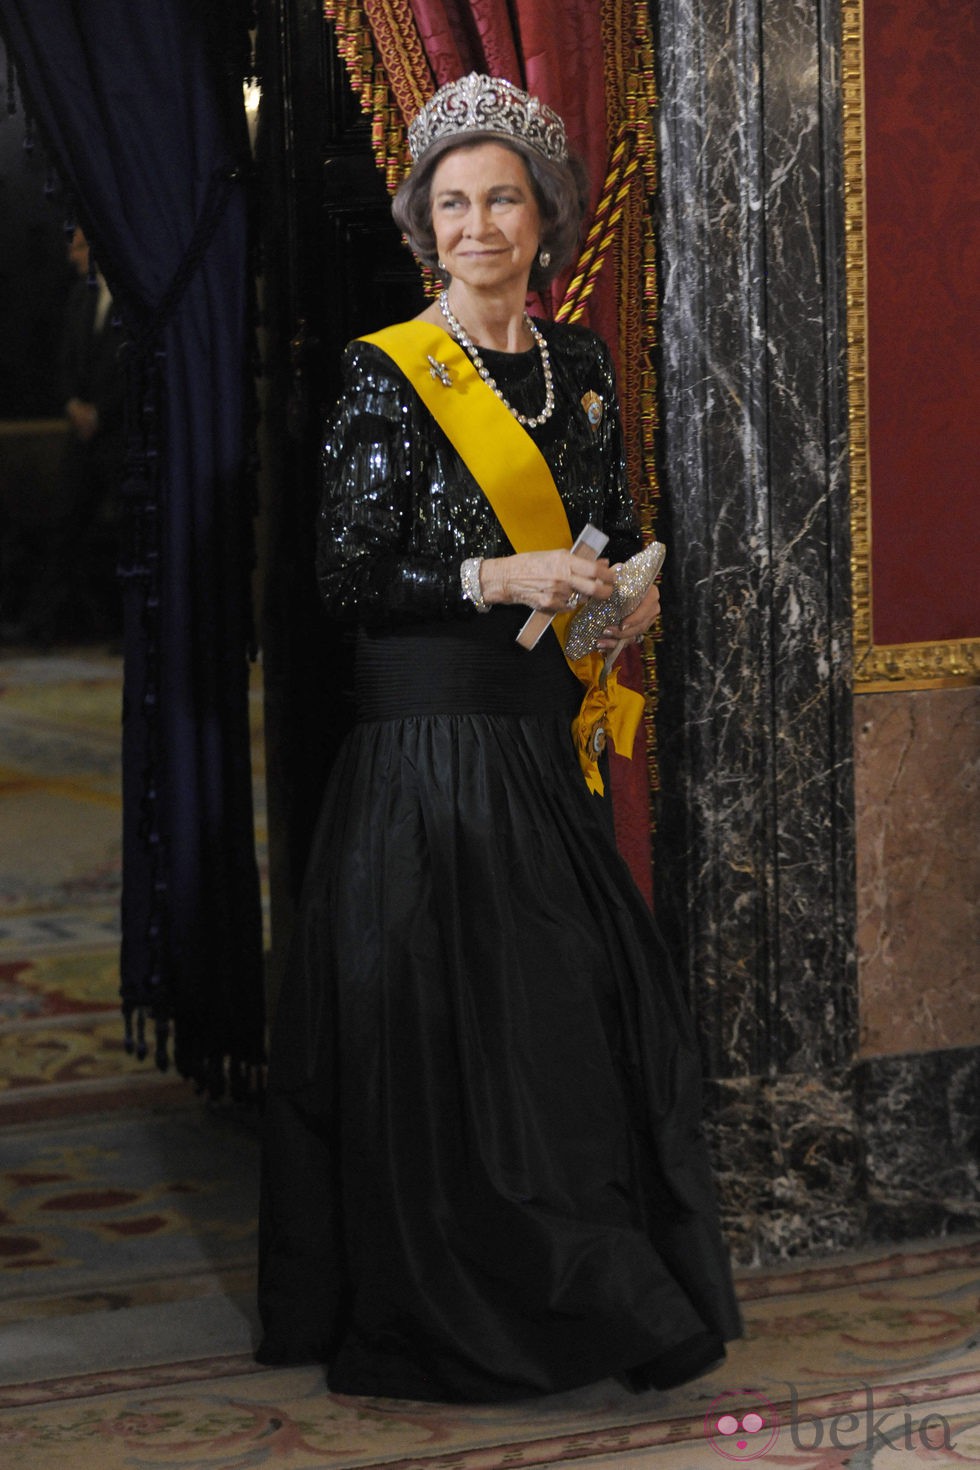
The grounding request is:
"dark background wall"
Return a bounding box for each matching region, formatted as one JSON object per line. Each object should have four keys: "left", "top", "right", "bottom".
{"left": 0, "top": 44, "right": 72, "bottom": 419}
{"left": 0, "top": 47, "right": 77, "bottom": 634}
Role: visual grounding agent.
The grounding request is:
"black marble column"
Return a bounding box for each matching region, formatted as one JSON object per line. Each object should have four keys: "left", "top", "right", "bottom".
{"left": 654, "top": 0, "right": 855, "bottom": 1071}
{"left": 652, "top": 0, "right": 856, "bottom": 1258}
{"left": 651, "top": 0, "right": 979, "bottom": 1262}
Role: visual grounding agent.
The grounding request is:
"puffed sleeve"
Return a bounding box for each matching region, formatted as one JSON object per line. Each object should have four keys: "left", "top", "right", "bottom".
{"left": 315, "top": 341, "right": 471, "bottom": 625}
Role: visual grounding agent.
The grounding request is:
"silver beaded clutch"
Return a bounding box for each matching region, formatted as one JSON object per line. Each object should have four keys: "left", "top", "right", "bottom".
{"left": 564, "top": 541, "right": 666, "bottom": 659}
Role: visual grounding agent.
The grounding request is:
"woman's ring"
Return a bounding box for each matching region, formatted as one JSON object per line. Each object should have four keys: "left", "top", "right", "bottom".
{"left": 566, "top": 592, "right": 583, "bottom": 609}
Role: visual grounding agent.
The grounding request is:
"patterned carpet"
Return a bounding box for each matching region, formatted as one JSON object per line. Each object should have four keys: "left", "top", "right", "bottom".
{"left": 0, "top": 1105, "right": 260, "bottom": 1323}
{"left": 1, "top": 649, "right": 979, "bottom": 1467}
{"left": 0, "top": 648, "right": 267, "bottom": 1117}
{"left": 2, "top": 1242, "right": 979, "bottom": 1468}
{"left": 0, "top": 652, "right": 168, "bottom": 1120}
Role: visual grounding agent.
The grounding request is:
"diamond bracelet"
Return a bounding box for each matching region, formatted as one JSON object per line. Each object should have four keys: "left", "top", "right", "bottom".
{"left": 460, "top": 556, "right": 491, "bottom": 613}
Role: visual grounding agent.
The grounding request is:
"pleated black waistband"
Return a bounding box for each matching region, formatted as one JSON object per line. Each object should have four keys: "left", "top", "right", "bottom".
{"left": 355, "top": 614, "right": 581, "bottom": 722}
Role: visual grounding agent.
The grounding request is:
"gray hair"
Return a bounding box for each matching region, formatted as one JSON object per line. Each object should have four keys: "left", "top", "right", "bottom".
{"left": 391, "top": 134, "right": 590, "bottom": 292}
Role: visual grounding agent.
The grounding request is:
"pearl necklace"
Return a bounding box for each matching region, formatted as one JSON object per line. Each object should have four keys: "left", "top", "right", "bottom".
{"left": 438, "top": 290, "right": 555, "bottom": 428}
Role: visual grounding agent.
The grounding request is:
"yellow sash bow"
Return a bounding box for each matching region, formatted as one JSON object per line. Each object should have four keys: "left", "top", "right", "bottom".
{"left": 359, "top": 320, "right": 644, "bottom": 794}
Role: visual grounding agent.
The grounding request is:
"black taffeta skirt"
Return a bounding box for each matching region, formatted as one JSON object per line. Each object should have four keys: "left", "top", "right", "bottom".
{"left": 257, "top": 606, "right": 741, "bottom": 1402}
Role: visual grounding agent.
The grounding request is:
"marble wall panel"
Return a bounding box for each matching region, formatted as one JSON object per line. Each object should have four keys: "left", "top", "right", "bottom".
{"left": 855, "top": 687, "right": 980, "bottom": 1056}
{"left": 706, "top": 1050, "right": 980, "bottom": 1266}
{"left": 856, "top": 1048, "right": 980, "bottom": 1241}
{"left": 654, "top": 0, "right": 779, "bottom": 1082}
{"left": 762, "top": 0, "right": 855, "bottom": 1079}
{"left": 704, "top": 1071, "right": 864, "bottom": 1266}
{"left": 653, "top": 0, "right": 855, "bottom": 1082}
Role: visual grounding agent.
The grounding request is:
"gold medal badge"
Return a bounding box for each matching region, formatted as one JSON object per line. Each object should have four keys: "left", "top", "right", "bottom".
{"left": 581, "top": 390, "right": 603, "bottom": 430}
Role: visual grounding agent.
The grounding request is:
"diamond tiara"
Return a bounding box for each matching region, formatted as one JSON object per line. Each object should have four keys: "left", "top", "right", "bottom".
{"left": 408, "top": 73, "right": 568, "bottom": 165}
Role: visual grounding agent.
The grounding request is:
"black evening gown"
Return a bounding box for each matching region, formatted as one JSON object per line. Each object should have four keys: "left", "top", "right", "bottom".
{"left": 257, "top": 323, "right": 742, "bottom": 1402}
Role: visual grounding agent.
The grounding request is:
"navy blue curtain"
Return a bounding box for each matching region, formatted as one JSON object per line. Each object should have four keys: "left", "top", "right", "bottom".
{"left": 0, "top": 0, "right": 265, "bottom": 1096}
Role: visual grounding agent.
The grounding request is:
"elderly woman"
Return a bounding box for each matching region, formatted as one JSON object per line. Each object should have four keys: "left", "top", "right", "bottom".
{"left": 257, "top": 73, "right": 740, "bottom": 1403}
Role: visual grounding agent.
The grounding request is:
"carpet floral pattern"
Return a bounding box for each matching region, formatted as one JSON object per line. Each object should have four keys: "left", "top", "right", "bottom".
{"left": 0, "top": 1107, "right": 260, "bottom": 1323}
{"left": 0, "top": 649, "right": 267, "bottom": 1114}
{"left": 1, "top": 1244, "right": 979, "bottom": 1467}
{"left": 1, "top": 650, "right": 978, "bottom": 1467}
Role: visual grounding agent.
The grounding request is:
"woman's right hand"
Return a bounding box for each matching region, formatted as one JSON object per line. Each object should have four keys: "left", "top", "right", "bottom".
{"left": 479, "top": 550, "right": 617, "bottom": 613}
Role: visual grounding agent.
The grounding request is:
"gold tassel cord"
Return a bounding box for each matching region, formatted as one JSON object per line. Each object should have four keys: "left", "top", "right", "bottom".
{"left": 556, "top": 132, "right": 638, "bottom": 322}
{"left": 567, "top": 136, "right": 631, "bottom": 270}
{"left": 558, "top": 153, "right": 640, "bottom": 323}
{"left": 323, "top": 0, "right": 417, "bottom": 190}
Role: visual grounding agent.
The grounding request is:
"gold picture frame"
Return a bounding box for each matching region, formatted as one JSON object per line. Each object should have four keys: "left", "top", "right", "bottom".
{"left": 841, "top": 0, "right": 980, "bottom": 691}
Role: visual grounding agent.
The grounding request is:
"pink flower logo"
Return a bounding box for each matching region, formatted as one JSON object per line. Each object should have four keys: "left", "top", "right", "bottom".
{"left": 704, "top": 1389, "right": 780, "bottom": 1460}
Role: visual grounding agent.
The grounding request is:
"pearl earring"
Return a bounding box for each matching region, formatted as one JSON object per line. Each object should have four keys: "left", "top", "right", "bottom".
{"left": 538, "top": 248, "right": 552, "bottom": 268}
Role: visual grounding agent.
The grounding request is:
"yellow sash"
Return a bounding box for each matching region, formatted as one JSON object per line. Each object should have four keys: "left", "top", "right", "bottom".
{"left": 359, "top": 319, "right": 644, "bottom": 794}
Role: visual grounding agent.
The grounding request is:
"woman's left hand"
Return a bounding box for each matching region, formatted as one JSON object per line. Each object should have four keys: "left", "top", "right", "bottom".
{"left": 595, "top": 578, "right": 661, "bottom": 653}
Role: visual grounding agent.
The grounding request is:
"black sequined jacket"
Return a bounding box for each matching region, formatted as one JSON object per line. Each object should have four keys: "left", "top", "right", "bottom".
{"left": 316, "top": 319, "right": 642, "bottom": 627}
